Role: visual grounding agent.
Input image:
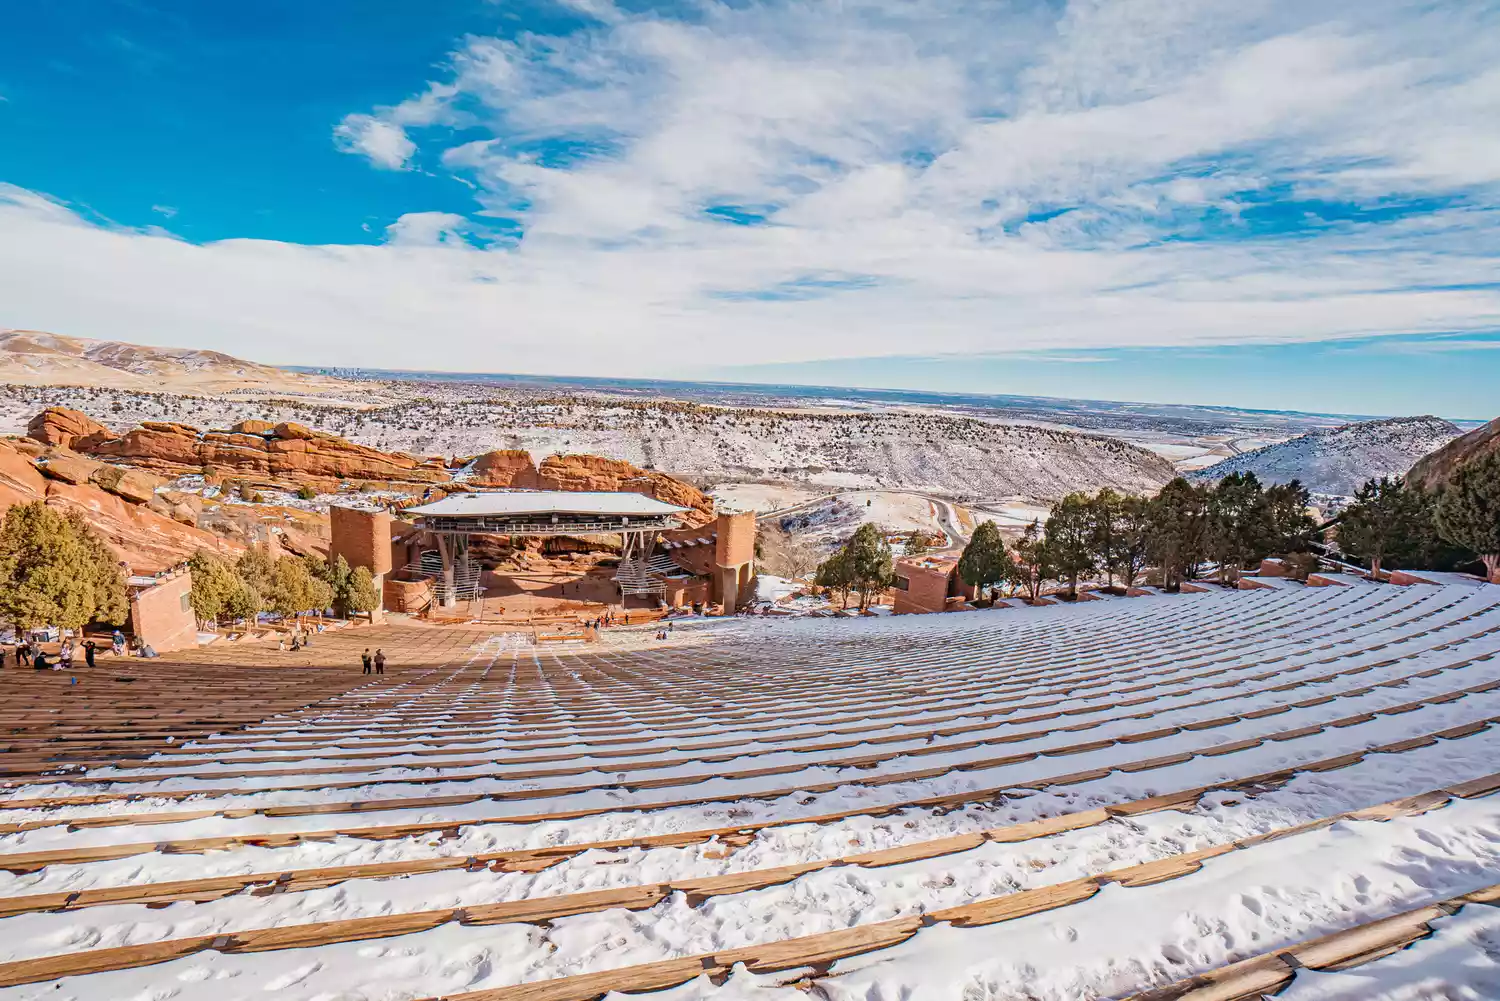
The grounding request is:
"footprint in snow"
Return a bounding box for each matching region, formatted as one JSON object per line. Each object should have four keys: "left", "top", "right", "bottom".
{"left": 263, "top": 961, "right": 322, "bottom": 990}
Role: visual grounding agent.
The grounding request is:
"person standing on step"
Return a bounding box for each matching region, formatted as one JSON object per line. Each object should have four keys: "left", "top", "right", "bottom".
{"left": 84, "top": 640, "right": 96, "bottom": 668}
{"left": 374, "top": 648, "right": 386, "bottom": 674}
{"left": 361, "top": 649, "right": 373, "bottom": 674}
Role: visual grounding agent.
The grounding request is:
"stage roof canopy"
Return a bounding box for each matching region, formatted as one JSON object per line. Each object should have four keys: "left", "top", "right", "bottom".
{"left": 406, "top": 490, "right": 689, "bottom": 519}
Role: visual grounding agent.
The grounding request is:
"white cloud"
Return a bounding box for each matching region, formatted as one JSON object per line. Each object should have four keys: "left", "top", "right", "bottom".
{"left": 384, "top": 212, "right": 473, "bottom": 247}
{"left": 333, "top": 114, "right": 416, "bottom": 170}
{"left": 2, "top": 0, "right": 1499, "bottom": 380}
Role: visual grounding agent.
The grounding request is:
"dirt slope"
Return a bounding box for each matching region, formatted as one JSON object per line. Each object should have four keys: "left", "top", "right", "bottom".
{"left": 0, "top": 330, "right": 359, "bottom": 397}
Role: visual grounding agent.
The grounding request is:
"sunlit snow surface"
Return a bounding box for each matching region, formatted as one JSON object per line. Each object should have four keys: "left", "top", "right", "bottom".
{"left": 2, "top": 580, "right": 1498, "bottom": 1001}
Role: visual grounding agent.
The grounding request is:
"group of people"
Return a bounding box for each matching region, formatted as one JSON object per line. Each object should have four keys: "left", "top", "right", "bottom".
{"left": 360, "top": 648, "right": 387, "bottom": 674}
{"left": 586, "top": 610, "right": 632, "bottom": 630}
{"left": 277, "top": 623, "right": 325, "bottom": 652}
{"left": 10, "top": 632, "right": 111, "bottom": 670}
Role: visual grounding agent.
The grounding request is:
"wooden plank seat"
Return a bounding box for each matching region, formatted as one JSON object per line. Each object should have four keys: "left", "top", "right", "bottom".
{"left": 7, "top": 642, "right": 1491, "bottom": 811}
{"left": 0, "top": 778, "right": 1486, "bottom": 990}
{"left": 8, "top": 668, "right": 1497, "bottom": 837}
{"left": 3, "top": 709, "right": 1497, "bottom": 876}
{"left": 11, "top": 591, "right": 1482, "bottom": 780}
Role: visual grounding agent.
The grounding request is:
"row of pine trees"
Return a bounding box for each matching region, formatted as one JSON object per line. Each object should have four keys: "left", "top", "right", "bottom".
{"left": 0, "top": 499, "right": 379, "bottom": 635}
{"left": 808, "top": 450, "right": 1500, "bottom": 606}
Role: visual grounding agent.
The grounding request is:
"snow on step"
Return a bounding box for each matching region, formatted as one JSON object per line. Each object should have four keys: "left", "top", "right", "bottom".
{"left": 0, "top": 582, "right": 1496, "bottom": 1001}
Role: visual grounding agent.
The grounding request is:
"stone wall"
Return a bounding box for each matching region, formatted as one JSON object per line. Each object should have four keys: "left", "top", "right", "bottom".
{"left": 329, "top": 505, "right": 393, "bottom": 575}
{"left": 892, "top": 556, "right": 973, "bottom": 615}
{"left": 129, "top": 569, "right": 198, "bottom": 653}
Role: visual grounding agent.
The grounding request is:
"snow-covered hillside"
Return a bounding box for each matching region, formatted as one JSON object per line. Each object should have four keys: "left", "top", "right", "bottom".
{"left": 1191, "top": 415, "right": 1460, "bottom": 495}
{"left": 0, "top": 387, "right": 1176, "bottom": 503}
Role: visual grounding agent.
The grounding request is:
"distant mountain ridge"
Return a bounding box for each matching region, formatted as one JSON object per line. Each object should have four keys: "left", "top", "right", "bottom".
{"left": 0, "top": 330, "right": 357, "bottom": 396}
{"left": 1191, "top": 415, "right": 1462, "bottom": 495}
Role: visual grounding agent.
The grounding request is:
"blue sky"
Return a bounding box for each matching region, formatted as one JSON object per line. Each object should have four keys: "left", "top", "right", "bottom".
{"left": 0, "top": 0, "right": 1497, "bottom": 417}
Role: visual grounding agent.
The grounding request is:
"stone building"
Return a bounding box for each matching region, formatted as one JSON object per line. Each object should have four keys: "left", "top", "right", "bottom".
{"left": 892, "top": 554, "right": 974, "bottom": 615}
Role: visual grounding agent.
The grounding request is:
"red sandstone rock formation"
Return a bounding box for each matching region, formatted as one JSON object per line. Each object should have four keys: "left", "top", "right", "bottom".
{"left": 0, "top": 439, "right": 233, "bottom": 572}
{"left": 28, "top": 412, "right": 452, "bottom": 487}
{"left": 26, "top": 407, "right": 110, "bottom": 448}
{"left": 469, "top": 449, "right": 538, "bottom": 488}
{"left": 466, "top": 449, "right": 713, "bottom": 524}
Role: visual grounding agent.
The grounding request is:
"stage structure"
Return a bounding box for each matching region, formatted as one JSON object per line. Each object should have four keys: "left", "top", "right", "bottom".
{"left": 404, "top": 490, "right": 691, "bottom": 606}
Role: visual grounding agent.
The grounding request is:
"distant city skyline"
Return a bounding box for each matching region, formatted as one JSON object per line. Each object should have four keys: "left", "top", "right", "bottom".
{"left": 1, "top": 0, "right": 1497, "bottom": 416}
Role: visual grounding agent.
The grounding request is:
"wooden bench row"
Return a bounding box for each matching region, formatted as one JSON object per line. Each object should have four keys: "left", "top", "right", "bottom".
{"left": 5, "top": 706, "right": 1497, "bottom": 877}
{"left": 3, "top": 774, "right": 1488, "bottom": 992}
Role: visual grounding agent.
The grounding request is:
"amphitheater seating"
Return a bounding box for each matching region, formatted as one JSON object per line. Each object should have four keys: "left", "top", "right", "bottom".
{"left": 1, "top": 581, "right": 1498, "bottom": 999}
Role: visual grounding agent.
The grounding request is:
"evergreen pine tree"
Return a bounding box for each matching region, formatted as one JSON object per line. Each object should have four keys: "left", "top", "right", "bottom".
{"left": 1206, "top": 473, "right": 1269, "bottom": 582}
{"left": 0, "top": 501, "right": 127, "bottom": 631}
{"left": 1147, "top": 478, "right": 1208, "bottom": 591}
{"left": 1110, "top": 494, "right": 1152, "bottom": 588}
{"left": 1338, "top": 477, "right": 1429, "bottom": 577}
{"left": 187, "top": 549, "right": 239, "bottom": 626}
{"left": 956, "top": 520, "right": 1014, "bottom": 602}
{"left": 1045, "top": 492, "right": 1095, "bottom": 598}
{"left": 1087, "top": 488, "right": 1123, "bottom": 586}
{"left": 844, "top": 523, "right": 895, "bottom": 610}
{"left": 346, "top": 565, "right": 381, "bottom": 616}
{"left": 1435, "top": 451, "right": 1500, "bottom": 582}
{"left": 814, "top": 548, "right": 855, "bottom": 609}
{"left": 1263, "top": 479, "right": 1317, "bottom": 555}
{"left": 1006, "top": 520, "right": 1056, "bottom": 602}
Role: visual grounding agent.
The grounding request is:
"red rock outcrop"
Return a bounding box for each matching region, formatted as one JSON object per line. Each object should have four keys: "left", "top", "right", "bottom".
{"left": 0, "top": 439, "right": 234, "bottom": 572}
{"left": 26, "top": 407, "right": 110, "bottom": 448}
{"left": 469, "top": 449, "right": 539, "bottom": 488}
{"left": 537, "top": 454, "right": 713, "bottom": 524}
{"left": 464, "top": 450, "right": 712, "bottom": 524}
{"left": 31, "top": 414, "right": 452, "bottom": 487}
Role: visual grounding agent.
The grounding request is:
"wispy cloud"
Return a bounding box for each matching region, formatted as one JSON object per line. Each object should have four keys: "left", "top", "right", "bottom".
{"left": 1, "top": 0, "right": 1498, "bottom": 381}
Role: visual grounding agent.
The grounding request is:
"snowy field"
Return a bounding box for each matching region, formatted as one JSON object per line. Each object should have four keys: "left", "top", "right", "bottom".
{"left": 1, "top": 580, "right": 1499, "bottom": 1000}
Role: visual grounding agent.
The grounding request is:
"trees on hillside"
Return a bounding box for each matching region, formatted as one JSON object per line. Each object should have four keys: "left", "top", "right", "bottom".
{"left": 904, "top": 531, "right": 931, "bottom": 557}
{"left": 1146, "top": 477, "right": 1208, "bottom": 591}
{"left": 267, "top": 557, "right": 334, "bottom": 619}
{"left": 1205, "top": 472, "right": 1269, "bottom": 583}
{"left": 0, "top": 501, "right": 128, "bottom": 631}
{"left": 957, "top": 520, "right": 1014, "bottom": 602}
{"left": 814, "top": 548, "right": 854, "bottom": 608}
{"left": 235, "top": 545, "right": 277, "bottom": 605}
{"left": 191, "top": 545, "right": 387, "bottom": 627}
{"left": 1338, "top": 477, "right": 1433, "bottom": 578}
{"left": 1045, "top": 493, "right": 1095, "bottom": 599}
{"left": 845, "top": 523, "right": 895, "bottom": 610}
{"left": 1108, "top": 494, "right": 1152, "bottom": 588}
{"left": 1436, "top": 451, "right": 1500, "bottom": 582}
{"left": 814, "top": 523, "right": 895, "bottom": 610}
{"left": 1006, "top": 520, "right": 1056, "bottom": 602}
{"left": 1264, "top": 480, "right": 1317, "bottom": 555}
{"left": 187, "top": 550, "right": 260, "bottom": 627}
{"left": 346, "top": 565, "right": 381, "bottom": 616}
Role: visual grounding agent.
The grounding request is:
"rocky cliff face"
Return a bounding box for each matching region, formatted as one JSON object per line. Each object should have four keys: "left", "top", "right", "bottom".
{"left": 465, "top": 449, "right": 714, "bottom": 524}
{"left": 1192, "top": 416, "right": 1462, "bottom": 496}
{"left": 1407, "top": 416, "right": 1500, "bottom": 490}
{"left": 28, "top": 408, "right": 451, "bottom": 488}
{"left": 0, "top": 438, "right": 232, "bottom": 572}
